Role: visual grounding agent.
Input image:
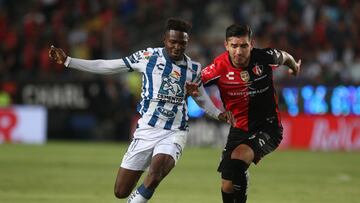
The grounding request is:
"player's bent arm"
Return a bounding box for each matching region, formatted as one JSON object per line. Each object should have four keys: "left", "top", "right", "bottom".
{"left": 280, "top": 51, "right": 300, "bottom": 76}
{"left": 64, "top": 57, "right": 132, "bottom": 74}
{"left": 192, "top": 84, "right": 222, "bottom": 120}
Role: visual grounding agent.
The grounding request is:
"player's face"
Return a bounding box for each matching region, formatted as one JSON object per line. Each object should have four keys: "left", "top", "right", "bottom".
{"left": 225, "top": 36, "right": 253, "bottom": 68}
{"left": 164, "top": 30, "right": 189, "bottom": 61}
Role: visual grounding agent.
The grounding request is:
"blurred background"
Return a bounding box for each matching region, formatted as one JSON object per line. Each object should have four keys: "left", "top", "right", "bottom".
{"left": 1, "top": 0, "right": 360, "bottom": 151}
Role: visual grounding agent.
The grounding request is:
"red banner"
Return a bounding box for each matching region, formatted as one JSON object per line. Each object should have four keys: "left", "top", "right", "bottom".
{"left": 280, "top": 114, "right": 360, "bottom": 151}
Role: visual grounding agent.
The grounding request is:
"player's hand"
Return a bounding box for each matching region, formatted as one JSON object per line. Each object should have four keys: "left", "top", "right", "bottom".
{"left": 185, "top": 82, "right": 200, "bottom": 97}
{"left": 48, "top": 45, "right": 67, "bottom": 65}
{"left": 288, "top": 59, "right": 301, "bottom": 76}
{"left": 218, "top": 111, "right": 236, "bottom": 127}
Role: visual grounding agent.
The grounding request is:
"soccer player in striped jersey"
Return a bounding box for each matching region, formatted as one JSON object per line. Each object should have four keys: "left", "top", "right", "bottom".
{"left": 49, "top": 18, "right": 234, "bottom": 203}
{"left": 186, "top": 24, "right": 301, "bottom": 203}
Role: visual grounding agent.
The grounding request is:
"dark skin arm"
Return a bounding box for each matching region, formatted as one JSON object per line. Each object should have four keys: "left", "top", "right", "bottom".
{"left": 48, "top": 45, "right": 67, "bottom": 65}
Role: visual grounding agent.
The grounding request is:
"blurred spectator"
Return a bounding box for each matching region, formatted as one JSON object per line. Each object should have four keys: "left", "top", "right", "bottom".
{"left": 1, "top": 0, "right": 360, "bottom": 140}
{"left": 1, "top": 0, "right": 359, "bottom": 85}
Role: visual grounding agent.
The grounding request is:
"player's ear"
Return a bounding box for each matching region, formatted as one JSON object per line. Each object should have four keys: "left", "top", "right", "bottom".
{"left": 224, "top": 40, "right": 229, "bottom": 51}
{"left": 250, "top": 39, "right": 255, "bottom": 50}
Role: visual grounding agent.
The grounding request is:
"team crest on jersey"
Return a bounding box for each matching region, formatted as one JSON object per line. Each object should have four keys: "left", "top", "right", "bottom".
{"left": 252, "top": 65, "right": 263, "bottom": 76}
{"left": 240, "top": 71, "right": 250, "bottom": 82}
{"left": 170, "top": 71, "right": 181, "bottom": 80}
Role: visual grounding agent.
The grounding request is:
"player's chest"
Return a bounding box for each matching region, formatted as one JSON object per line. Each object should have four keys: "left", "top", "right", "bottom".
{"left": 218, "top": 64, "right": 271, "bottom": 89}
{"left": 151, "top": 63, "right": 196, "bottom": 83}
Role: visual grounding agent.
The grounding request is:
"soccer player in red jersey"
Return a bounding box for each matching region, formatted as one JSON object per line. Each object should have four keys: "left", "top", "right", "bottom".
{"left": 187, "top": 24, "right": 301, "bottom": 203}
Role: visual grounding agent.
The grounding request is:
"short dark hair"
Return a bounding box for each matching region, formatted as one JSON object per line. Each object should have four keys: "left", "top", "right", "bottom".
{"left": 226, "top": 24, "right": 252, "bottom": 40}
{"left": 165, "top": 18, "right": 192, "bottom": 34}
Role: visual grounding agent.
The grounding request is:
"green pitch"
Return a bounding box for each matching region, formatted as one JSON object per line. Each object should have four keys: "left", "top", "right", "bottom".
{"left": 0, "top": 142, "right": 359, "bottom": 203}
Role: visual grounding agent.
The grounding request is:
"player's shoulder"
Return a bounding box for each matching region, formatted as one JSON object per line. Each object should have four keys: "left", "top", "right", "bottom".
{"left": 252, "top": 47, "right": 281, "bottom": 59}
{"left": 128, "top": 47, "right": 158, "bottom": 63}
{"left": 208, "top": 52, "right": 230, "bottom": 71}
{"left": 213, "top": 51, "right": 229, "bottom": 63}
{"left": 142, "top": 47, "right": 163, "bottom": 58}
{"left": 251, "top": 47, "right": 268, "bottom": 56}
{"left": 184, "top": 54, "right": 201, "bottom": 71}
{"left": 184, "top": 52, "right": 199, "bottom": 63}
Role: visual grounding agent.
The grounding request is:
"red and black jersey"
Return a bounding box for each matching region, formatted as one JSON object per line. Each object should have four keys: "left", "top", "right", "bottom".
{"left": 201, "top": 48, "right": 283, "bottom": 132}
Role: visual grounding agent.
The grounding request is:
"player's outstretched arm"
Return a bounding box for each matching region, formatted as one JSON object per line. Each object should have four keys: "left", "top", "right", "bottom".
{"left": 281, "top": 51, "right": 301, "bottom": 76}
{"left": 48, "top": 45, "right": 131, "bottom": 74}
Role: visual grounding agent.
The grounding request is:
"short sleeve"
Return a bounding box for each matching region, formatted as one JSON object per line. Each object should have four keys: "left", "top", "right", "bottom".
{"left": 263, "top": 48, "right": 283, "bottom": 65}
{"left": 201, "top": 62, "right": 221, "bottom": 85}
{"left": 122, "top": 48, "right": 156, "bottom": 72}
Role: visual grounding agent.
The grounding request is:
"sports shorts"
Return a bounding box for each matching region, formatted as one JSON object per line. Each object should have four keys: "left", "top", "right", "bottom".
{"left": 218, "top": 125, "right": 283, "bottom": 180}
{"left": 120, "top": 124, "right": 188, "bottom": 171}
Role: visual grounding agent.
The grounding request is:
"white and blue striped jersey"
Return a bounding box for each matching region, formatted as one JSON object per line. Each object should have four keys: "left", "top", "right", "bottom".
{"left": 66, "top": 47, "right": 202, "bottom": 131}
{"left": 123, "top": 47, "right": 201, "bottom": 131}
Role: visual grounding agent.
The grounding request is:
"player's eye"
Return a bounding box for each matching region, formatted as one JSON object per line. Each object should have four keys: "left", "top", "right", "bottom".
{"left": 241, "top": 44, "right": 249, "bottom": 48}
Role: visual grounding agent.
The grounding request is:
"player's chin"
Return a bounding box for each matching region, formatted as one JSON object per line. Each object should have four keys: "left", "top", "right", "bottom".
{"left": 235, "top": 57, "right": 247, "bottom": 65}
{"left": 170, "top": 52, "right": 183, "bottom": 60}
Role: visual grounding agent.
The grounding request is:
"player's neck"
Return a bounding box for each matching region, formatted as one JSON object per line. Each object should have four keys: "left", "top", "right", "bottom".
{"left": 231, "top": 60, "right": 249, "bottom": 69}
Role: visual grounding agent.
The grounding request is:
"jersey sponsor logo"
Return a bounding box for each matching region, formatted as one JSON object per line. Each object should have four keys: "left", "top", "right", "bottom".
{"left": 223, "top": 81, "right": 241, "bottom": 85}
{"left": 156, "top": 106, "right": 176, "bottom": 118}
{"left": 240, "top": 71, "right": 250, "bottom": 82}
{"left": 226, "top": 71, "right": 235, "bottom": 80}
{"left": 227, "top": 86, "right": 269, "bottom": 97}
{"left": 156, "top": 63, "right": 165, "bottom": 70}
{"left": 158, "top": 71, "right": 184, "bottom": 104}
{"left": 157, "top": 94, "right": 183, "bottom": 104}
{"left": 159, "top": 71, "right": 183, "bottom": 97}
{"left": 252, "top": 64, "right": 263, "bottom": 76}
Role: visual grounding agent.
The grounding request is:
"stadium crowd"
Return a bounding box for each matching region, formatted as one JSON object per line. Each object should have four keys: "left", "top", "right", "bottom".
{"left": 1, "top": 0, "right": 360, "bottom": 84}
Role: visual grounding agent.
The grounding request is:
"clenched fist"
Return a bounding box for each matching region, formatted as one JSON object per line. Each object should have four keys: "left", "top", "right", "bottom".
{"left": 48, "top": 45, "right": 67, "bottom": 64}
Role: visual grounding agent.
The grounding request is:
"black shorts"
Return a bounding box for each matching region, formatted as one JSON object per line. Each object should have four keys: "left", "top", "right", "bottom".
{"left": 218, "top": 125, "right": 283, "bottom": 180}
